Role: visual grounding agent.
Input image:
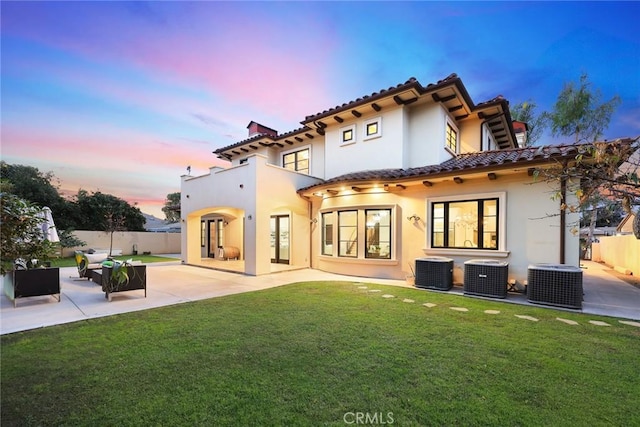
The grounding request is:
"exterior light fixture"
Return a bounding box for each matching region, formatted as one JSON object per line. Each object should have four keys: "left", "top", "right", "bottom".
{"left": 407, "top": 214, "right": 420, "bottom": 222}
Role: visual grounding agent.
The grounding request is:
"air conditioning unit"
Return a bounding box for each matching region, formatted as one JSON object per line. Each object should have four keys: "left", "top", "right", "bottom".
{"left": 415, "top": 257, "right": 453, "bottom": 290}
{"left": 463, "top": 259, "right": 508, "bottom": 298}
{"left": 527, "top": 264, "right": 583, "bottom": 309}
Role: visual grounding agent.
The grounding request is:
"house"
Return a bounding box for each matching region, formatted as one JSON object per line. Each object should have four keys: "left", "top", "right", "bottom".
{"left": 180, "top": 73, "right": 630, "bottom": 285}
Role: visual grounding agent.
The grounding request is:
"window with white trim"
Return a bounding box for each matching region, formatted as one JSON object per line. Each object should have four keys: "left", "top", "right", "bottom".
{"left": 445, "top": 120, "right": 458, "bottom": 153}
{"left": 340, "top": 124, "right": 356, "bottom": 146}
{"left": 363, "top": 117, "right": 382, "bottom": 140}
{"left": 282, "top": 147, "right": 309, "bottom": 174}
{"left": 430, "top": 196, "right": 501, "bottom": 250}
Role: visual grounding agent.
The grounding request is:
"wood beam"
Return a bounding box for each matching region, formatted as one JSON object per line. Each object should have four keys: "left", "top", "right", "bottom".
{"left": 249, "top": 145, "right": 258, "bottom": 150}
{"left": 240, "top": 148, "right": 249, "bottom": 152}
{"left": 422, "top": 180, "right": 433, "bottom": 187}
{"left": 432, "top": 93, "right": 457, "bottom": 103}
{"left": 304, "top": 133, "right": 314, "bottom": 139}
{"left": 372, "top": 103, "right": 381, "bottom": 112}
{"left": 488, "top": 173, "right": 497, "bottom": 180}
{"left": 295, "top": 136, "right": 304, "bottom": 142}
{"left": 453, "top": 177, "right": 464, "bottom": 184}
{"left": 351, "top": 110, "right": 362, "bottom": 118}
{"left": 275, "top": 143, "right": 284, "bottom": 148}
{"left": 334, "top": 116, "right": 344, "bottom": 123}
{"left": 448, "top": 105, "right": 464, "bottom": 112}
{"left": 326, "top": 189, "right": 338, "bottom": 195}
{"left": 455, "top": 114, "right": 469, "bottom": 121}
{"left": 232, "top": 150, "right": 241, "bottom": 155}
{"left": 351, "top": 186, "right": 362, "bottom": 192}
{"left": 284, "top": 139, "right": 294, "bottom": 145}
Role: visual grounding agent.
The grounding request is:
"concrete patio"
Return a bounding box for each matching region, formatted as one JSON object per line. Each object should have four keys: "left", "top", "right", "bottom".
{"left": 2, "top": 258, "right": 638, "bottom": 335}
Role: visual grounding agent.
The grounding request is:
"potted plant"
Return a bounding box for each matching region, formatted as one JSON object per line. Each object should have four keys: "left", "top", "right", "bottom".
{"left": 1, "top": 193, "right": 61, "bottom": 306}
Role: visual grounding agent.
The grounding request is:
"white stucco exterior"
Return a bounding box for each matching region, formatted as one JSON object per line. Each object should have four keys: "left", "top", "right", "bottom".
{"left": 181, "top": 74, "right": 583, "bottom": 285}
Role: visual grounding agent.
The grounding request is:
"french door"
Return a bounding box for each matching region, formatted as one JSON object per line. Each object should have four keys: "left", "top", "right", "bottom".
{"left": 270, "top": 215, "right": 290, "bottom": 264}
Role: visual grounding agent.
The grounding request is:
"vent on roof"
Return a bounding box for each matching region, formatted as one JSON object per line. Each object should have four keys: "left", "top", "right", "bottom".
{"left": 247, "top": 121, "right": 277, "bottom": 138}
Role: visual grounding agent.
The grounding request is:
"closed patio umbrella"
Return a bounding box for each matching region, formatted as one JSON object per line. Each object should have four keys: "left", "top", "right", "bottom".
{"left": 39, "top": 207, "right": 59, "bottom": 243}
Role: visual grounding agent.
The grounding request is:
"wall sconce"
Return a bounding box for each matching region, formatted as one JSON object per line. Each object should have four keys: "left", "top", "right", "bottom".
{"left": 239, "top": 184, "right": 244, "bottom": 189}
{"left": 407, "top": 214, "right": 420, "bottom": 222}
{"left": 223, "top": 220, "right": 229, "bottom": 226}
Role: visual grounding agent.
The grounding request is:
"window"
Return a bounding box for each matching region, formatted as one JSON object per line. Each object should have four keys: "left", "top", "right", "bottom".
{"left": 431, "top": 198, "right": 499, "bottom": 249}
{"left": 340, "top": 124, "right": 356, "bottom": 146}
{"left": 364, "top": 117, "right": 382, "bottom": 140}
{"left": 283, "top": 148, "right": 309, "bottom": 174}
{"left": 200, "top": 221, "right": 206, "bottom": 247}
{"left": 338, "top": 211, "right": 358, "bottom": 257}
{"left": 445, "top": 120, "right": 458, "bottom": 153}
{"left": 365, "top": 209, "right": 391, "bottom": 259}
{"left": 322, "top": 212, "right": 334, "bottom": 256}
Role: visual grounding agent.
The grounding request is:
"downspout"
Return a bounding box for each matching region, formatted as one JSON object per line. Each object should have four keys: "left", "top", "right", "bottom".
{"left": 559, "top": 163, "right": 567, "bottom": 264}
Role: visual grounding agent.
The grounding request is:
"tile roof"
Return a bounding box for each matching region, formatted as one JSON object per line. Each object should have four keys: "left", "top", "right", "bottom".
{"left": 215, "top": 73, "right": 515, "bottom": 156}
{"left": 298, "top": 139, "right": 637, "bottom": 192}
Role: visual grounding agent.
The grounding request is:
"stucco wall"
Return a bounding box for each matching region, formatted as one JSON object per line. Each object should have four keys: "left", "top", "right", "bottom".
{"left": 593, "top": 234, "right": 640, "bottom": 276}
{"left": 323, "top": 107, "right": 406, "bottom": 178}
{"left": 65, "top": 231, "right": 180, "bottom": 257}
{"left": 311, "top": 171, "right": 578, "bottom": 284}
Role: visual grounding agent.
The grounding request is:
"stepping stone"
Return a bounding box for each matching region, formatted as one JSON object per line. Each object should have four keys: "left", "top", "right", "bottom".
{"left": 368, "top": 289, "right": 381, "bottom": 293}
{"left": 450, "top": 307, "right": 469, "bottom": 312}
{"left": 515, "top": 315, "right": 539, "bottom": 322}
{"left": 484, "top": 310, "right": 500, "bottom": 315}
{"left": 382, "top": 294, "right": 395, "bottom": 299}
{"left": 422, "top": 303, "right": 437, "bottom": 308}
{"left": 556, "top": 318, "right": 579, "bottom": 326}
{"left": 619, "top": 320, "right": 640, "bottom": 328}
{"left": 402, "top": 299, "right": 415, "bottom": 303}
{"left": 589, "top": 320, "right": 611, "bottom": 327}
{"left": 357, "top": 286, "right": 368, "bottom": 289}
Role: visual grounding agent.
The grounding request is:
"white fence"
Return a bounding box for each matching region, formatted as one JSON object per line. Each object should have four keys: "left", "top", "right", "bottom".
{"left": 63, "top": 230, "right": 181, "bottom": 257}
{"left": 592, "top": 234, "right": 640, "bottom": 276}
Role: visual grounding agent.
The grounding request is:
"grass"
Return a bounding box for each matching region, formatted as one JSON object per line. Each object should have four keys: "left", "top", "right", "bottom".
{"left": 2, "top": 281, "right": 639, "bottom": 426}
{"left": 49, "top": 254, "right": 179, "bottom": 268}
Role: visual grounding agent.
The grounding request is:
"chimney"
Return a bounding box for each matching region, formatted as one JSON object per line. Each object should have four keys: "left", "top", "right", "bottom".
{"left": 512, "top": 120, "right": 528, "bottom": 147}
{"left": 247, "top": 121, "right": 278, "bottom": 138}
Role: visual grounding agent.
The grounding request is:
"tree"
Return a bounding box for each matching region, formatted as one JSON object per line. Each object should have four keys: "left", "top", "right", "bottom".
{"left": 72, "top": 190, "right": 146, "bottom": 232}
{"left": 546, "top": 73, "right": 621, "bottom": 143}
{"left": 534, "top": 73, "right": 638, "bottom": 246}
{"left": 509, "top": 100, "right": 547, "bottom": 146}
{"left": 162, "top": 192, "right": 181, "bottom": 222}
{"left": 0, "top": 192, "right": 58, "bottom": 274}
{"left": 0, "top": 162, "right": 73, "bottom": 229}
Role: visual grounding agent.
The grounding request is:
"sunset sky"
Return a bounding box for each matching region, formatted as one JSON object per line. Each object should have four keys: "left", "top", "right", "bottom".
{"left": 2, "top": 1, "right": 639, "bottom": 219}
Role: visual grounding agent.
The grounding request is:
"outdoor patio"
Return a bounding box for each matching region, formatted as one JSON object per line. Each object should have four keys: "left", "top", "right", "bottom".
{"left": 1, "top": 259, "right": 638, "bottom": 335}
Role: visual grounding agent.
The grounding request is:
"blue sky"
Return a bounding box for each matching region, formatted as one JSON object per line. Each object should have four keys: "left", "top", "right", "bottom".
{"left": 2, "top": 1, "right": 638, "bottom": 218}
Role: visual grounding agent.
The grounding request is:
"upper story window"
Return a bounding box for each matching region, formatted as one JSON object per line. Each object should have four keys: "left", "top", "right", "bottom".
{"left": 282, "top": 147, "right": 309, "bottom": 174}
{"left": 445, "top": 120, "right": 458, "bottom": 153}
{"left": 340, "top": 124, "right": 356, "bottom": 146}
{"left": 363, "top": 117, "right": 382, "bottom": 140}
{"left": 431, "top": 197, "right": 499, "bottom": 250}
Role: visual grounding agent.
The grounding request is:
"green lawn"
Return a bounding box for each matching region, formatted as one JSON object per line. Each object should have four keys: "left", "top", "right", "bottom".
{"left": 50, "top": 254, "right": 179, "bottom": 268}
{"left": 2, "top": 282, "right": 638, "bottom": 426}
